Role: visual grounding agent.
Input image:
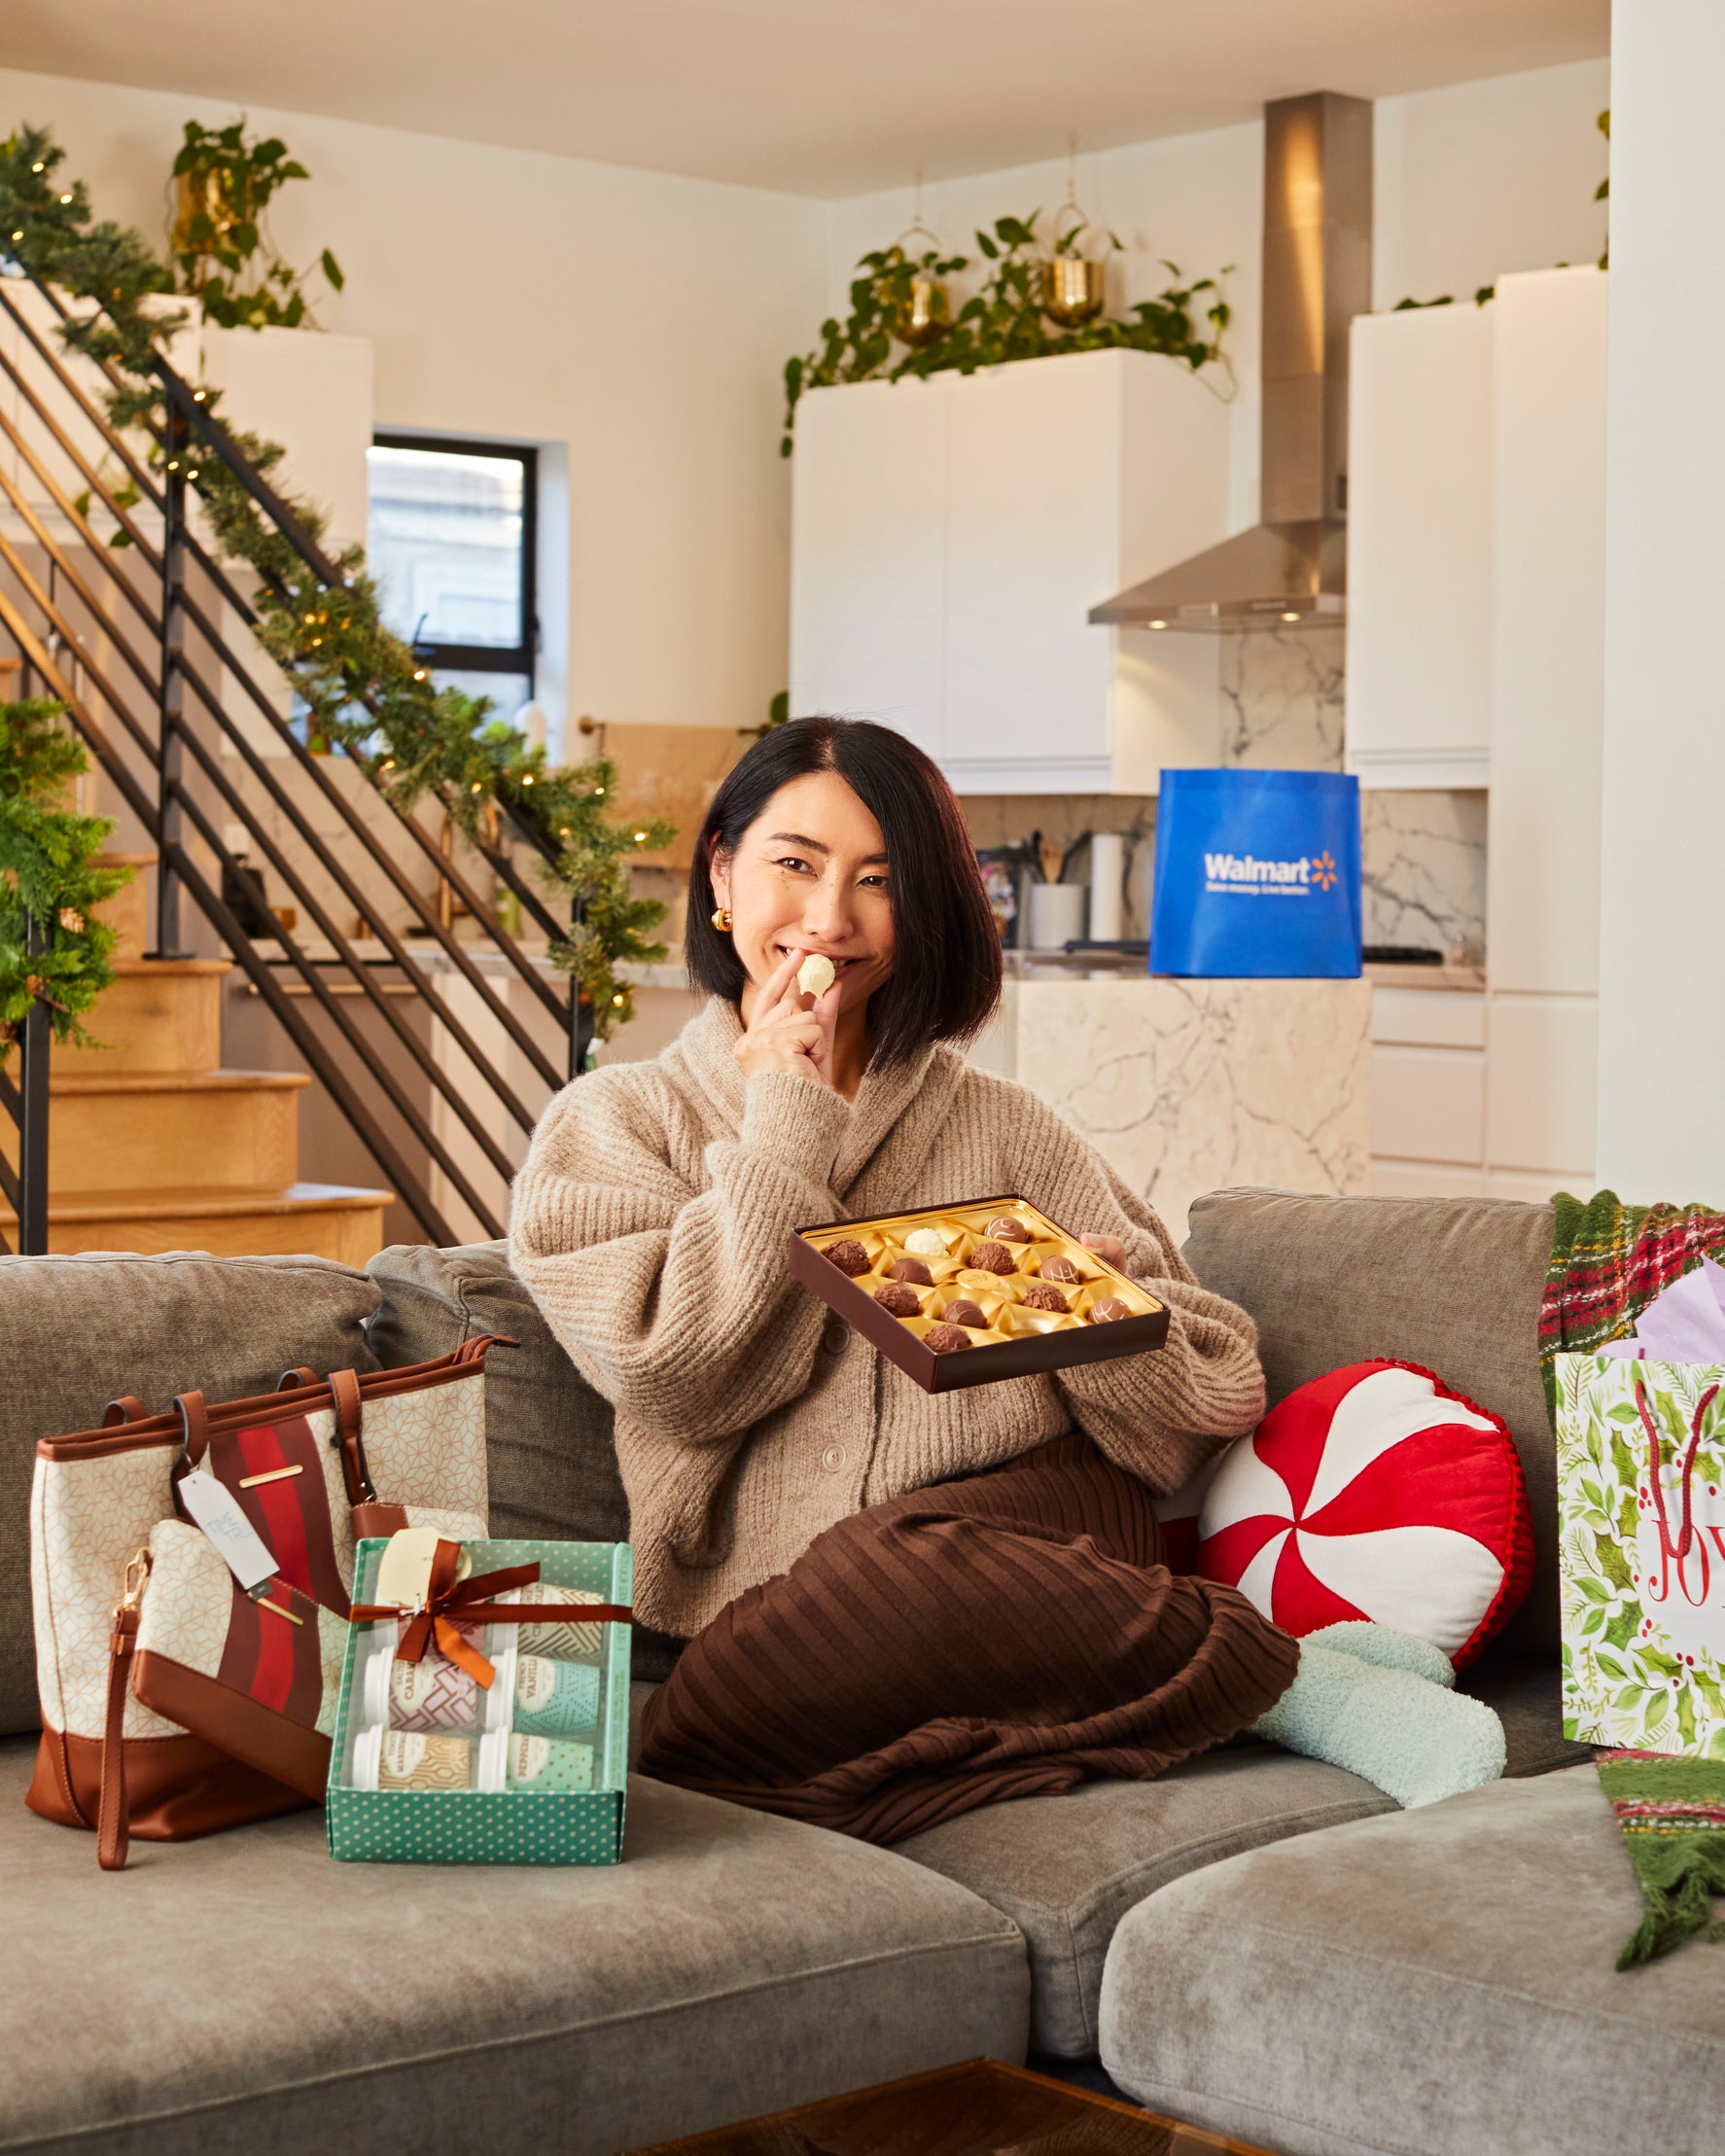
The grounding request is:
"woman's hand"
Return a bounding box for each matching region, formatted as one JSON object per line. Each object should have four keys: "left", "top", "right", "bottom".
{"left": 1081, "top": 1232, "right": 1129, "bottom": 1272}
{"left": 733, "top": 947, "right": 841, "bottom": 1086}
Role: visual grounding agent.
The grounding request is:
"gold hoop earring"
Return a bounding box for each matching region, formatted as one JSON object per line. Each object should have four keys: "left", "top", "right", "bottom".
{"left": 711, "top": 906, "right": 733, "bottom": 933}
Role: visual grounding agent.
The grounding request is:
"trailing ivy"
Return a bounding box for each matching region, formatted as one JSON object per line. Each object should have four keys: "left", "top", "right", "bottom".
{"left": 0, "top": 124, "right": 672, "bottom": 1038}
{"left": 783, "top": 210, "right": 1232, "bottom": 452}
{"left": 0, "top": 698, "right": 131, "bottom": 1055}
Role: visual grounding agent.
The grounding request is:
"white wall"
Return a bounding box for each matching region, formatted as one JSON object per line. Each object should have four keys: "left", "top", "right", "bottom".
{"left": 0, "top": 64, "right": 827, "bottom": 753}
{"left": 825, "top": 57, "right": 1609, "bottom": 535}
{"left": 1596, "top": 4, "right": 1725, "bottom": 1205}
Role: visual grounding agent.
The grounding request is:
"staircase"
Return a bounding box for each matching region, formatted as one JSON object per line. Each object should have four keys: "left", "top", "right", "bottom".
{"left": 0, "top": 275, "right": 588, "bottom": 1258}
{"left": 2, "top": 853, "right": 389, "bottom": 1261}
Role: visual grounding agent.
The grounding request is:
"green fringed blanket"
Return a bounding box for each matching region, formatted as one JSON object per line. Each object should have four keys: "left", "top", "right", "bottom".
{"left": 1543, "top": 1188, "right": 1725, "bottom": 1967}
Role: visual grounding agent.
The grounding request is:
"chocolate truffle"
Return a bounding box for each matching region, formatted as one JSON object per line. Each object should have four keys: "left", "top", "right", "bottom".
{"left": 924, "top": 1323, "right": 972, "bottom": 1355}
{"left": 796, "top": 952, "right": 835, "bottom": 999}
{"left": 888, "top": 1255, "right": 933, "bottom": 1285}
{"left": 873, "top": 1283, "right": 922, "bottom": 1317}
{"left": 825, "top": 1238, "right": 871, "bottom": 1278}
{"left": 941, "top": 1299, "right": 989, "bottom": 1329}
{"left": 903, "top": 1226, "right": 948, "bottom": 1258}
{"left": 1087, "top": 1295, "right": 1133, "bottom": 1325}
{"left": 984, "top": 1217, "right": 1031, "bottom": 1243}
{"left": 1021, "top": 1283, "right": 1069, "bottom": 1314}
{"left": 1039, "top": 1254, "right": 1084, "bottom": 1284}
{"left": 969, "top": 1240, "right": 1016, "bottom": 1275}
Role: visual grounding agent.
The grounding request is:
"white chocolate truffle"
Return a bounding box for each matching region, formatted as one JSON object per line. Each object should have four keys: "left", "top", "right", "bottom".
{"left": 797, "top": 953, "right": 836, "bottom": 999}
{"left": 903, "top": 1226, "right": 947, "bottom": 1258}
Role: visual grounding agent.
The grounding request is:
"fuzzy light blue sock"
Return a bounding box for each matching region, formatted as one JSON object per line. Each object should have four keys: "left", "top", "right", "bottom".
{"left": 1305, "top": 1618, "right": 1457, "bottom": 1689}
{"left": 1254, "top": 1624, "right": 1504, "bottom": 1809}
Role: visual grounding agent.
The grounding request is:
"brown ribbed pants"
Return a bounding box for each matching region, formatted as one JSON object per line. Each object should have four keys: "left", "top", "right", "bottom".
{"left": 636, "top": 1431, "right": 1299, "bottom": 1843}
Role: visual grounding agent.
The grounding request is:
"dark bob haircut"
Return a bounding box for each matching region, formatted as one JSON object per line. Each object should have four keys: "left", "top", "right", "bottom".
{"left": 686, "top": 717, "right": 1002, "bottom": 1070}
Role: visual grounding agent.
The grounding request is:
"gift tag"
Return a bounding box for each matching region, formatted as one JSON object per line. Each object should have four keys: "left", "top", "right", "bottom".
{"left": 178, "top": 1469, "right": 277, "bottom": 1594}
{"left": 372, "top": 1526, "right": 471, "bottom": 1610}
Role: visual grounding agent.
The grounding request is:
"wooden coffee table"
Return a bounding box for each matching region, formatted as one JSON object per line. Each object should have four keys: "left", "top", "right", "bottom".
{"left": 625, "top": 2056, "right": 1272, "bottom": 2154}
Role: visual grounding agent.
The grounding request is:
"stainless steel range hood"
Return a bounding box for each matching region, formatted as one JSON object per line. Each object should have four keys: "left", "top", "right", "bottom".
{"left": 1089, "top": 90, "right": 1371, "bottom": 633}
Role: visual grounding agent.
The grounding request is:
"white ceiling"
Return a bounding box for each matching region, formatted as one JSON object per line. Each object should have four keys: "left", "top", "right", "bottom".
{"left": 5, "top": 0, "right": 1609, "bottom": 197}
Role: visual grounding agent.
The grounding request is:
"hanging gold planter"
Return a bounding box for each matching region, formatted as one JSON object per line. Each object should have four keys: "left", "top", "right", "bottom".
{"left": 888, "top": 183, "right": 952, "bottom": 350}
{"left": 1041, "top": 149, "right": 1109, "bottom": 328}
{"left": 170, "top": 166, "right": 241, "bottom": 264}
{"left": 893, "top": 271, "right": 951, "bottom": 348}
{"left": 1042, "top": 256, "right": 1107, "bottom": 327}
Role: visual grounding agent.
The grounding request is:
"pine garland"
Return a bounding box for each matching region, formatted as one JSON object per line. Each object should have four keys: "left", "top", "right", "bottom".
{"left": 0, "top": 124, "right": 672, "bottom": 1039}
{"left": 0, "top": 697, "right": 131, "bottom": 1055}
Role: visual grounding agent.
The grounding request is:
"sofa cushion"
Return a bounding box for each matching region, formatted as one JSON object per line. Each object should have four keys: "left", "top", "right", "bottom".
{"left": 895, "top": 1748, "right": 1393, "bottom": 2060}
{"left": 1098, "top": 1763, "right": 1725, "bottom": 2156}
{"left": 0, "top": 1735, "right": 1028, "bottom": 2156}
{"left": 1182, "top": 1190, "right": 1558, "bottom": 1659}
{"left": 364, "top": 1244, "right": 684, "bottom": 1684}
{"left": 0, "top": 1252, "right": 378, "bottom": 1739}
{"left": 367, "top": 1241, "right": 626, "bottom": 1544}
{"left": 891, "top": 1654, "right": 1582, "bottom": 2060}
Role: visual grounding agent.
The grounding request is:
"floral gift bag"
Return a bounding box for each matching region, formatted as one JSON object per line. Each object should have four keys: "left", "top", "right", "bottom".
{"left": 1555, "top": 1355, "right": 1725, "bottom": 1756}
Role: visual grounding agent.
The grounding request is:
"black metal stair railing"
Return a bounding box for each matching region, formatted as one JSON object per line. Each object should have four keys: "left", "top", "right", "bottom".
{"left": 0, "top": 272, "right": 599, "bottom": 1248}
{"left": 0, "top": 912, "right": 50, "bottom": 1255}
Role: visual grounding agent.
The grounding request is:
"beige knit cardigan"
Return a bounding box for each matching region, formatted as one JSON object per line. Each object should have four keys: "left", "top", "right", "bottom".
{"left": 509, "top": 997, "right": 1265, "bottom": 1638}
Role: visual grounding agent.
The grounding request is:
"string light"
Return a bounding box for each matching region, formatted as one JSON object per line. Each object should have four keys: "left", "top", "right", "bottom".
{"left": 58, "top": 193, "right": 73, "bottom": 205}
{"left": 520, "top": 773, "right": 534, "bottom": 785}
{"left": 30, "top": 161, "right": 44, "bottom": 173}
{"left": 633, "top": 831, "right": 648, "bottom": 843}
{"left": 612, "top": 993, "right": 625, "bottom": 1007}
{"left": 412, "top": 669, "right": 428, "bottom": 682}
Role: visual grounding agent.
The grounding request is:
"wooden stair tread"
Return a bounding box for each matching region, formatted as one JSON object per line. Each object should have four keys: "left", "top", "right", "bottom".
{"left": 47, "top": 1067, "right": 310, "bottom": 1097}
{"left": 109, "top": 958, "right": 232, "bottom": 978}
{"left": 5, "top": 1182, "right": 392, "bottom": 1224}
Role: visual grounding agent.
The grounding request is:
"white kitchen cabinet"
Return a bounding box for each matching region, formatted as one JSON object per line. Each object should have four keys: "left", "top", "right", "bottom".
{"left": 1345, "top": 302, "right": 1495, "bottom": 790}
{"left": 787, "top": 373, "right": 948, "bottom": 760}
{"left": 789, "top": 350, "right": 1231, "bottom": 794}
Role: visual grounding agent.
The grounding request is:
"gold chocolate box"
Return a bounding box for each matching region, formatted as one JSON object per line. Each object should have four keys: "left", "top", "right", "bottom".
{"left": 789, "top": 1195, "right": 1169, "bottom": 1394}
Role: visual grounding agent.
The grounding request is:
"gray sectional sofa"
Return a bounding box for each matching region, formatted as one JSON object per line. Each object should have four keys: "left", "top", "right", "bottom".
{"left": 4, "top": 1189, "right": 1721, "bottom": 2156}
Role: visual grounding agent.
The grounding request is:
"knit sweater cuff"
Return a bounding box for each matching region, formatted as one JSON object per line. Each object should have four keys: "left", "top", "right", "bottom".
{"left": 738, "top": 1070, "right": 853, "bottom": 1191}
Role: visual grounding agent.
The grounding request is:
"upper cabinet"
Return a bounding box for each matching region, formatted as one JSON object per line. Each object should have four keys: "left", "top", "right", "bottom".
{"left": 789, "top": 350, "right": 1231, "bottom": 794}
{"left": 1345, "top": 303, "right": 1495, "bottom": 789}
{"left": 1344, "top": 267, "right": 1607, "bottom": 810}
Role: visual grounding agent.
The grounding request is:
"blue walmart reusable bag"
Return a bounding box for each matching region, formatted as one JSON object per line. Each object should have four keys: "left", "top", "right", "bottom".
{"left": 1148, "top": 768, "right": 1362, "bottom": 978}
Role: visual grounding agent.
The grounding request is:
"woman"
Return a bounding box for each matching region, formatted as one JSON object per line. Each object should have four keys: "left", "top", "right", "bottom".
{"left": 510, "top": 719, "right": 1500, "bottom": 1838}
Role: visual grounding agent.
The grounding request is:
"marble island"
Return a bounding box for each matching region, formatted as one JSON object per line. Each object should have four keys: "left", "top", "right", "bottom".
{"left": 970, "top": 969, "right": 1373, "bottom": 1240}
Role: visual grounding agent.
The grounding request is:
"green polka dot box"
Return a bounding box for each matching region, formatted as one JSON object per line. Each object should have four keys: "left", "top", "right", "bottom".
{"left": 326, "top": 1537, "right": 632, "bottom": 1865}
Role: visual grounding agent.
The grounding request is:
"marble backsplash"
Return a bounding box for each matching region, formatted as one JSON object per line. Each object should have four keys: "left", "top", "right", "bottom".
{"left": 960, "top": 619, "right": 1486, "bottom": 960}
{"left": 1218, "top": 624, "right": 1346, "bottom": 771}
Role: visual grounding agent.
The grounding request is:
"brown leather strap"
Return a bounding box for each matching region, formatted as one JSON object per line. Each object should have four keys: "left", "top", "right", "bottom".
{"left": 276, "top": 1365, "right": 317, "bottom": 1391}
{"left": 328, "top": 1367, "right": 372, "bottom": 1505}
{"left": 97, "top": 1606, "right": 139, "bottom": 1871}
{"left": 350, "top": 1501, "right": 410, "bottom": 1540}
{"left": 102, "top": 1396, "right": 147, "bottom": 1428}
{"left": 174, "top": 1390, "right": 209, "bottom": 1468}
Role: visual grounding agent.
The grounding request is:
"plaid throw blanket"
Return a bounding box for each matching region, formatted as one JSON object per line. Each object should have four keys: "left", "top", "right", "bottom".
{"left": 1542, "top": 1187, "right": 1725, "bottom": 1966}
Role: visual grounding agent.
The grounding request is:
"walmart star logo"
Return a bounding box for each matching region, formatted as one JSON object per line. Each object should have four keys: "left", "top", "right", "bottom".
{"left": 1311, "top": 851, "right": 1338, "bottom": 891}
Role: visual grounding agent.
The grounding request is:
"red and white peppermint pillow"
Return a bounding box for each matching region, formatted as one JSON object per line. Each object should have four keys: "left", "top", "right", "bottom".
{"left": 1194, "top": 1360, "right": 1534, "bottom": 1668}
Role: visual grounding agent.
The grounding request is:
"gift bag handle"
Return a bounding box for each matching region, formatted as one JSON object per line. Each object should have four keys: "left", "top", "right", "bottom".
{"left": 276, "top": 1366, "right": 317, "bottom": 1391}
{"left": 102, "top": 1396, "right": 147, "bottom": 1428}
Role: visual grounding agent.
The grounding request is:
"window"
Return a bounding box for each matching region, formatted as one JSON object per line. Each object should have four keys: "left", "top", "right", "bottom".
{"left": 367, "top": 435, "right": 538, "bottom": 724}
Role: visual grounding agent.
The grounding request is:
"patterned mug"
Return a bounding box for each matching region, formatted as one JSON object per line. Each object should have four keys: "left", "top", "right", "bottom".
{"left": 505, "top": 1734, "right": 595, "bottom": 1792}
{"left": 513, "top": 1653, "right": 602, "bottom": 1737}
{"left": 377, "top": 1729, "right": 475, "bottom": 1791}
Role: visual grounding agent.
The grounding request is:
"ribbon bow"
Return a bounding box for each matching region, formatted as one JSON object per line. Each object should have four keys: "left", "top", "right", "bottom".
{"left": 350, "top": 1537, "right": 632, "bottom": 1691}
